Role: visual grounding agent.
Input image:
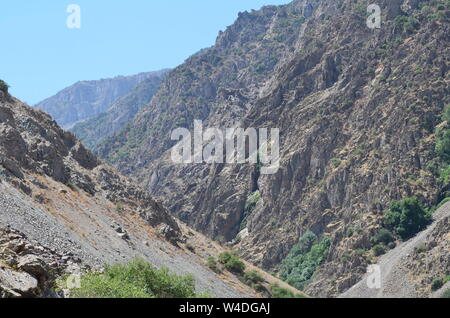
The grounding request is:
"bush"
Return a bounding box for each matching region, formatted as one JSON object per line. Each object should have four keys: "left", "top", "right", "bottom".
{"left": 280, "top": 232, "right": 331, "bottom": 290}
{"left": 70, "top": 258, "right": 204, "bottom": 298}
{"left": 224, "top": 257, "right": 246, "bottom": 275}
{"left": 431, "top": 278, "right": 444, "bottom": 291}
{"left": 384, "top": 197, "right": 432, "bottom": 240}
{"left": 218, "top": 251, "right": 246, "bottom": 275}
{"left": 206, "top": 256, "right": 220, "bottom": 273}
{"left": 436, "top": 130, "right": 450, "bottom": 163}
{"left": 243, "top": 270, "right": 264, "bottom": 286}
{"left": 371, "top": 229, "right": 395, "bottom": 246}
{"left": 270, "top": 284, "right": 306, "bottom": 298}
{"left": 372, "top": 245, "right": 386, "bottom": 257}
{"left": 0, "top": 80, "right": 9, "bottom": 93}
{"left": 218, "top": 251, "right": 233, "bottom": 264}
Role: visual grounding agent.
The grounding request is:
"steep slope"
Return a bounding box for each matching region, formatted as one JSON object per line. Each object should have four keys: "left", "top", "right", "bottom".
{"left": 97, "top": 0, "right": 449, "bottom": 297}
{"left": 341, "top": 201, "right": 450, "bottom": 298}
{"left": 0, "top": 88, "right": 284, "bottom": 298}
{"left": 71, "top": 76, "right": 167, "bottom": 149}
{"left": 35, "top": 70, "right": 168, "bottom": 129}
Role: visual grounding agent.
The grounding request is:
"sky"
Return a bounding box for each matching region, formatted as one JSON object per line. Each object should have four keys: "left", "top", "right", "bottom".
{"left": 0, "top": 0, "right": 291, "bottom": 105}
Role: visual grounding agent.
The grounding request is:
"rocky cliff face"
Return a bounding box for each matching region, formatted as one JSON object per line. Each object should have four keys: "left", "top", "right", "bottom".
{"left": 70, "top": 75, "right": 168, "bottom": 149}
{"left": 0, "top": 89, "right": 267, "bottom": 298}
{"left": 35, "top": 70, "right": 169, "bottom": 129}
{"left": 96, "top": 0, "right": 449, "bottom": 297}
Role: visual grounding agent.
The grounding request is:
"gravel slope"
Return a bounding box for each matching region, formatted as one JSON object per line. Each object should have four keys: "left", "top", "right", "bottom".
{"left": 0, "top": 180, "right": 255, "bottom": 298}
{"left": 340, "top": 202, "right": 450, "bottom": 298}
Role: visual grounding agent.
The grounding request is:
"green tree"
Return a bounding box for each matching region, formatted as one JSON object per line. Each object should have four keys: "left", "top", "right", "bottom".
{"left": 384, "top": 197, "right": 432, "bottom": 240}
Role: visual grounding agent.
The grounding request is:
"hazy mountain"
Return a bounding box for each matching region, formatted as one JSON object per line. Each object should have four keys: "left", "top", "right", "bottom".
{"left": 71, "top": 73, "right": 169, "bottom": 149}
{"left": 35, "top": 70, "right": 169, "bottom": 129}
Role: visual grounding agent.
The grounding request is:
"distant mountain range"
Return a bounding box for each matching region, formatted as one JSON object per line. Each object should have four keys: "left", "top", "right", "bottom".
{"left": 35, "top": 70, "right": 169, "bottom": 130}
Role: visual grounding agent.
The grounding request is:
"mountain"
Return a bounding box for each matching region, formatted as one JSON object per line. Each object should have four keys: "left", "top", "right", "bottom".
{"left": 35, "top": 70, "right": 169, "bottom": 129}
{"left": 96, "top": 0, "right": 449, "bottom": 297}
{"left": 70, "top": 75, "right": 168, "bottom": 150}
{"left": 0, "top": 86, "right": 298, "bottom": 298}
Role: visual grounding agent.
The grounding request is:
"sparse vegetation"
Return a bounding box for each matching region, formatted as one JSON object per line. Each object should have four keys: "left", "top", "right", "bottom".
{"left": 270, "top": 283, "right": 306, "bottom": 298}
{"left": 206, "top": 256, "right": 220, "bottom": 273}
{"left": 70, "top": 258, "right": 206, "bottom": 298}
{"left": 242, "top": 270, "right": 264, "bottom": 291}
{"left": 239, "top": 190, "right": 261, "bottom": 231}
{"left": 115, "top": 202, "right": 125, "bottom": 213}
{"left": 280, "top": 232, "right": 331, "bottom": 290}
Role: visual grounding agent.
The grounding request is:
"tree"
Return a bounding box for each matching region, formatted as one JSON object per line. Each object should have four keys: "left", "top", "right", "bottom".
{"left": 384, "top": 197, "right": 432, "bottom": 240}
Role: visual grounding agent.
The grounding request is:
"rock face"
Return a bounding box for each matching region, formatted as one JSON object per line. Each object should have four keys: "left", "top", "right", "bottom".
{"left": 96, "top": 0, "right": 449, "bottom": 297}
{"left": 35, "top": 70, "right": 169, "bottom": 129}
{"left": 0, "top": 88, "right": 265, "bottom": 298}
{"left": 1, "top": 92, "right": 181, "bottom": 241}
{"left": 0, "top": 227, "right": 70, "bottom": 298}
{"left": 71, "top": 73, "right": 170, "bottom": 150}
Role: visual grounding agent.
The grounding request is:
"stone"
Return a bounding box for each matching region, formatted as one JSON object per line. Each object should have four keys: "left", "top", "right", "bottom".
{"left": 0, "top": 267, "right": 39, "bottom": 298}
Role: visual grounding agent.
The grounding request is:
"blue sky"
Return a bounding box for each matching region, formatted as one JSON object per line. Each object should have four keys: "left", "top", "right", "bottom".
{"left": 0, "top": 0, "right": 291, "bottom": 104}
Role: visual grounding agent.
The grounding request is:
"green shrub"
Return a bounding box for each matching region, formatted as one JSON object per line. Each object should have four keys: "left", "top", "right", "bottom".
{"left": 0, "top": 80, "right": 9, "bottom": 93}
{"left": 280, "top": 232, "right": 331, "bottom": 290}
{"left": 371, "top": 229, "right": 395, "bottom": 245}
{"left": 270, "top": 284, "right": 306, "bottom": 298}
{"left": 224, "top": 257, "right": 246, "bottom": 275}
{"left": 243, "top": 270, "right": 264, "bottom": 286}
{"left": 116, "top": 202, "right": 125, "bottom": 213}
{"left": 70, "top": 258, "right": 204, "bottom": 298}
{"left": 436, "top": 130, "right": 450, "bottom": 163}
{"left": 394, "top": 15, "right": 420, "bottom": 33}
{"left": 218, "top": 251, "right": 233, "bottom": 264}
{"left": 384, "top": 197, "right": 432, "bottom": 240}
{"left": 206, "top": 256, "right": 220, "bottom": 273}
{"left": 431, "top": 278, "right": 444, "bottom": 291}
{"left": 372, "top": 245, "right": 386, "bottom": 257}
{"left": 218, "top": 251, "right": 246, "bottom": 274}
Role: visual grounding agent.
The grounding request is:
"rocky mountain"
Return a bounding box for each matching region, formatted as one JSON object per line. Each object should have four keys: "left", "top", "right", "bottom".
{"left": 0, "top": 86, "right": 297, "bottom": 298}
{"left": 96, "top": 0, "right": 449, "bottom": 297}
{"left": 35, "top": 70, "right": 169, "bottom": 129}
{"left": 70, "top": 75, "right": 168, "bottom": 150}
